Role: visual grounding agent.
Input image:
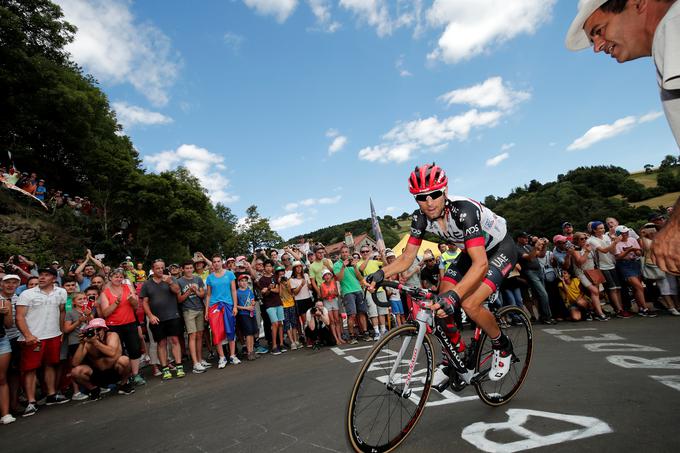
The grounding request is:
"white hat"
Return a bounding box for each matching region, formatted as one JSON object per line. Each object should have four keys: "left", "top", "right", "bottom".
{"left": 385, "top": 249, "right": 396, "bottom": 258}
{"left": 615, "top": 225, "right": 630, "bottom": 236}
{"left": 2, "top": 274, "right": 21, "bottom": 282}
{"left": 565, "top": 0, "right": 609, "bottom": 51}
{"left": 321, "top": 269, "right": 332, "bottom": 277}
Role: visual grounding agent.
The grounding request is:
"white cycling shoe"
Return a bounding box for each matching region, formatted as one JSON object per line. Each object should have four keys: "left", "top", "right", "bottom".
{"left": 488, "top": 349, "right": 513, "bottom": 381}
{"left": 433, "top": 364, "right": 450, "bottom": 387}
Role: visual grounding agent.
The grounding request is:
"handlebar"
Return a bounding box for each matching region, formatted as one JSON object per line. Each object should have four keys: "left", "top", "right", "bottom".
{"left": 365, "top": 280, "right": 440, "bottom": 309}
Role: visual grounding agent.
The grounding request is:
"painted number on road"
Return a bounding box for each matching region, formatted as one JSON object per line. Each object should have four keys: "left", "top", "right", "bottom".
{"left": 461, "top": 409, "right": 613, "bottom": 453}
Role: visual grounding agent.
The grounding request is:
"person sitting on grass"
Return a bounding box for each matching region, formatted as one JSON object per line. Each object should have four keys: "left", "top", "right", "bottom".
{"left": 70, "top": 318, "right": 134, "bottom": 400}
{"left": 558, "top": 271, "right": 592, "bottom": 322}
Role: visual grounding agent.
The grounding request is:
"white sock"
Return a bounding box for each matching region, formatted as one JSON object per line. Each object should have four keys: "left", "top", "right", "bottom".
{"left": 373, "top": 326, "right": 380, "bottom": 334}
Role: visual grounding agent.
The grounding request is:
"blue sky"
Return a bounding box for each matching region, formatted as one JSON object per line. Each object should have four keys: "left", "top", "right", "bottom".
{"left": 55, "top": 0, "right": 678, "bottom": 239}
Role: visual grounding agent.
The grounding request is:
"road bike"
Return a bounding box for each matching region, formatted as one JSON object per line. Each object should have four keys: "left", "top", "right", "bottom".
{"left": 346, "top": 280, "right": 533, "bottom": 453}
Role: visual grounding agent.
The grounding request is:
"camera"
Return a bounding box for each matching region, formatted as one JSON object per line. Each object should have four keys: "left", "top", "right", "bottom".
{"left": 84, "top": 329, "right": 96, "bottom": 338}
{"left": 564, "top": 240, "right": 575, "bottom": 250}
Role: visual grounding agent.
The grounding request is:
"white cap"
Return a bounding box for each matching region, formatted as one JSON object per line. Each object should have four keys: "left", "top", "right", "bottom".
{"left": 2, "top": 274, "right": 21, "bottom": 282}
{"left": 565, "top": 0, "right": 609, "bottom": 51}
{"left": 385, "top": 249, "right": 396, "bottom": 258}
{"left": 321, "top": 269, "right": 332, "bottom": 277}
{"left": 615, "top": 225, "right": 630, "bottom": 235}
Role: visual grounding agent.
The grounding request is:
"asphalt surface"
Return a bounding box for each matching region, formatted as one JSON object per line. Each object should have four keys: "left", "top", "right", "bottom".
{"left": 3, "top": 314, "right": 680, "bottom": 452}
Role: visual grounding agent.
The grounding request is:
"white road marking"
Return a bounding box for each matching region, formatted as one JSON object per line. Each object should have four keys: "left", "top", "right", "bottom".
{"left": 606, "top": 355, "right": 680, "bottom": 369}
{"left": 649, "top": 375, "right": 680, "bottom": 392}
{"left": 584, "top": 343, "right": 664, "bottom": 352}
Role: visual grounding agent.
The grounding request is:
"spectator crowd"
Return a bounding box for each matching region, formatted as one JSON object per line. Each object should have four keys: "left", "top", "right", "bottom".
{"left": 0, "top": 209, "right": 678, "bottom": 425}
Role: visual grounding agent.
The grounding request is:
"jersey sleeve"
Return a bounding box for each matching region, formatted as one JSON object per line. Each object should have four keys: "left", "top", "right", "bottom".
{"left": 452, "top": 200, "right": 485, "bottom": 249}
{"left": 408, "top": 209, "right": 428, "bottom": 246}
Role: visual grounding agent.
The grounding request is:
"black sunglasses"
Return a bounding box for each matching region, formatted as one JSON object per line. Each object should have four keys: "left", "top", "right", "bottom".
{"left": 414, "top": 190, "right": 444, "bottom": 202}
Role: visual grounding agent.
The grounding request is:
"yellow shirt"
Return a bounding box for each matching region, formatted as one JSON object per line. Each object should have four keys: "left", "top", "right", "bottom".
{"left": 280, "top": 282, "right": 295, "bottom": 308}
{"left": 358, "top": 260, "right": 385, "bottom": 293}
{"left": 134, "top": 269, "right": 147, "bottom": 282}
{"left": 559, "top": 278, "right": 583, "bottom": 304}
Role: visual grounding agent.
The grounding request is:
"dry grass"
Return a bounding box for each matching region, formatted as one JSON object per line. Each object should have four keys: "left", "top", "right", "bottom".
{"left": 629, "top": 170, "right": 659, "bottom": 188}
{"left": 630, "top": 191, "right": 680, "bottom": 208}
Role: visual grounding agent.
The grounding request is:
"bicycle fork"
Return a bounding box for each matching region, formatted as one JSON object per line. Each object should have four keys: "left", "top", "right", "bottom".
{"left": 386, "top": 313, "right": 430, "bottom": 398}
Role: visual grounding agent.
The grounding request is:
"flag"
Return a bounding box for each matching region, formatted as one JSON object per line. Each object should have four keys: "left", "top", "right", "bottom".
{"left": 370, "top": 198, "right": 385, "bottom": 253}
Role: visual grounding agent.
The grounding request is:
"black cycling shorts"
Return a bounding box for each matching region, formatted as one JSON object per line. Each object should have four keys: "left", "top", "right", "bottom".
{"left": 108, "top": 322, "right": 142, "bottom": 360}
{"left": 442, "top": 235, "right": 518, "bottom": 293}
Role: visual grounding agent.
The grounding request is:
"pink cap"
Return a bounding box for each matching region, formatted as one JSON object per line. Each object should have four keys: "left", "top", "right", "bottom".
{"left": 236, "top": 256, "right": 246, "bottom": 262}
{"left": 85, "top": 318, "right": 108, "bottom": 331}
{"left": 552, "top": 234, "right": 567, "bottom": 243}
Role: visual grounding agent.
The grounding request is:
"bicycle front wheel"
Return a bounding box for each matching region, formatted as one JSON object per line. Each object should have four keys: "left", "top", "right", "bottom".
{"left": 474, "top": 305, "right": 533, "bottom": 406}
{"left": 346, "top": 324, "right": 435, "bottom": 453}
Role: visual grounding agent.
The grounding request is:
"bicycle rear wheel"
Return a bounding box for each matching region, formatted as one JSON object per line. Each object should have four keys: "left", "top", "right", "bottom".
{"left": 474, "top": 305, "right": 533, "bottom": 406}
{"left": 347, "top": 324, "right": 435, "bottom": 453}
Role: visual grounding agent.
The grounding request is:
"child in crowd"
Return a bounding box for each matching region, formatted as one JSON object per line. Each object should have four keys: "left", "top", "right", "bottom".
{"left": 63, "top": 293, "right": 92, "bottom": 400}
{"left": 235, "top": 275, "right": 258, "bottom": 361}
{"left": 387, "top": 286, "right": 404, "bottom": 327}
{"left": 278, "top": 271, "right": 301, "bottom": 350}
{"left": 558, "top": 271, "right": 592, "bottom": 322}
{"left": 320, "top": 269, "right": 345, "bottom": 345}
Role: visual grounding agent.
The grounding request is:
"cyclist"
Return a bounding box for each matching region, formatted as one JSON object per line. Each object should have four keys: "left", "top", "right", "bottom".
{"left": 366, "top": 163, "right": 517, "bottom": 381}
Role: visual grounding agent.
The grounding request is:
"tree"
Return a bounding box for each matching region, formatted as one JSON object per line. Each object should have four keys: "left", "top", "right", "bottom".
{"left": 644, "top": 164, "right": 654, "bottom": 174}
{"left": 660, "top": 154, "right": 678, "bottom": 169}
{"left": 239, "top": 205, "right": 283, "bottom": 252}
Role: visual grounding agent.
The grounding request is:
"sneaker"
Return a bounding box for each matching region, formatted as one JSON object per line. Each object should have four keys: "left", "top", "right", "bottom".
{"left": 0, "top": 414, "right": 16, "bottom": 425}
{"left": 349, "top": 337, "right": 359, "bottom": 345}
{"left": 132, "top": 374, "right": 147, "bottom": 386}
{"left": 45, "top": 393, "right": 70, "bottom": 406}
{"left": 373, "top": 332, "right": 380, "bottom": 341}
{"left": 280, "top": 347, "right": 288, "bottom": 353}
{"left": 175, "top": 365, "right": 186, "bottom": 378}
{"left": 193, "top": 363, "right": 207, "bottom": 374}
{"left": 595, "top": 314, "right": 610, "bottom": 322}
{"left": 639, "top": 309, "right": 658, "bottom": 318}
{"left": 271, "top": 348, "right": 282, "bottom": 355}
{"left": 489, "top": 348, "right": 513, "bottom": 381}
{"left": 218, "top": 357, "right": 228, "bottom": 369}
{"left": 117, "top": 383, "right": 135, "bottom": 395}
{"left": 161, "top": 367, "right": 173, "bottom": 380}
{"left": 296, "top": 341, "right": 304, "bottom": 349}
{"left": 362, "top": 334, "right": 373, "bottom": 342}
{"left": 100, "top": 386, "right": 112, "bottom": 395}
{"left": 255, "top": 346, "right": 269, "bottom": 354}
{"left": 432, "top": 364, "right": 450, "bottom": 388}
{"left": 72, "top": 392, "right": 89, "bottom": 401}
{"left": 291, "top": 342, "right": 298, "bottom": 351}
{"left": 616, "top": 310, "right": 634, "bottom": 319}
{"left": 669, "top": 308, "right": 680, "bottom": 316}
{"left": 152, "top": 367, "right": 162, "bottom": 377}
{"left": 200, "top": 360, "right": 212, "bottom": 368}
{"left": 88, "top": 387, "right": 102, "bottom": 401}
{"left": 230, "top": 356, "right": 241, "bottom": 365}
{"left": 36, "top": 396, "right": 46, "bottom": 406}
{"left": 22, "top": 403, "right": 38, "bottom": 418}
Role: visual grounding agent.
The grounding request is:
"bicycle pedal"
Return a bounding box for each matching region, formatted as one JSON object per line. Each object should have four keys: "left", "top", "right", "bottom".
{"left": 432, "top": 379, "right": 450, "bottom": 393}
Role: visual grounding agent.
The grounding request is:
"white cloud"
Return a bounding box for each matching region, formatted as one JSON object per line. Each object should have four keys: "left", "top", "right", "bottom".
{"left": 486, "top": 152, "right": 509, "bottom": 167}
{"left": 567, "top": 112, "right": 662, "bottom": 150}
{"left": 501, "top": 143, "right": 515, "bottom": 151}
{"left": 339, "top": 0, "right": 419, "bottom": 37}
{"left": 639, "top": 111, "right": 664, "bottom": 123}
{"left": 223, "top": 32, "right": 245, "bottom": 54}
{"left": 439, "top": 77, "right": 530, "bottom": 110}
{"left": 359, "top": 109, "right": 502, "bottom": 164}
{"left": 329, "top": 136, "right": 348, "bottom": 155}
{"left": 271, "top": 212, "right": 305, "bottom": 230}
{"left": 57, "top": 0, "right": 181, "bottom": 106}
{"left": 112, "top": 102, "right": 172, "bottom": 129}
{"left": 144, "top": 144, "right": 239, "bottom": 204}
{"left": 285, "top": 195, "right": 342, "bottom": 210}
{"left": 426, "top": 0, "right": 556, "bottom": 63}
{"left": 243, "top": 0, "right": 298, "bottom": 23}
{"left": 326, "top": 128, "right": 339, "bottom": 138}
{"left": 307, "top": 0, "right": 341, "bottom": 32}
{"left": 384, "top": 206, "right": 396, "bottom": 214}
{"left": 395, "top": 55, "right": 412, "bottom": 77}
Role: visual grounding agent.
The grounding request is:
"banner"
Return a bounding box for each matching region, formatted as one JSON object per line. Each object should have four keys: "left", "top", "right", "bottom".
{"left": 370, "top": 198, "right": 386, "bottom": 253}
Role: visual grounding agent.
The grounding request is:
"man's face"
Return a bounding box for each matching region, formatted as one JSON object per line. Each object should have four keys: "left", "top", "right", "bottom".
{"left": 438, "top": 244, "right": 448, "bottom": 253}
{"left": 152, "top": 262, "right": 165, "bottom": 277}
{"left": 359, "top": 248, "right": 371, "bottom": 261}
{"left": 27, "top": 278, "right": 39, "bottom": 289}
{"left": 517, "top": 236, "right": 528, "bottom": 246}
{"left": 183, "top": 264, "right": 195, "bottom": 277}
{"left": 169, "top": 266, "right": 180, "bottom": 276}
{"left": 91, "top": 276, "right": 105, "bottom": 288}
{"left": 340, "top": 248, "right": 350, "bottom": 260}
{"left": 38, "top": 272, "right": 56, "bottom": 288}
{"left": 255, "top": 260, "right": 264, "bottom": 272}
{"left": 424, "top": 257, "right": 435, "bottom": 268}
{"left": 1, "top": 279, "right": 20, "bottom": 295}
{"left": 315, "top": 249, "right": 325, "bottom": 260}
{"left": 386, "top": 256, "right": 396, "bottom": 265}
{"left": 281, "top": 255, "right": 291, "bottom": 267}
{"left": 63, "top": 281, "right": 77, "bottom": 294}
{"left": 415, "top": 188, "right": 447, "bottom": 220}
{"left": 607, "top": 218, "right": 619, "bottom": 229}
{"left": 84, "top": 265, "right": 95, "bottom": 277}
{"left": 584, "top": 4, "right": 650, "bottom": 63}
{"left": 563, "top": 224, "right": 573, "bottom": 235}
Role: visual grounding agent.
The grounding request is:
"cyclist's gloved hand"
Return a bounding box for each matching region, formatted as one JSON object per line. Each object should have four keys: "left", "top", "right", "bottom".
{"left": 437, "top": 290, "right": 461, "bottom": 316}
{"left": 365, "top": 269, "right": 385, "bottom": 287}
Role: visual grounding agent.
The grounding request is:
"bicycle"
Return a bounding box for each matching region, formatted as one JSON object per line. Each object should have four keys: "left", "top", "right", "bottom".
{"left": 346, "top": 280, "right": 533, "bottom": 453}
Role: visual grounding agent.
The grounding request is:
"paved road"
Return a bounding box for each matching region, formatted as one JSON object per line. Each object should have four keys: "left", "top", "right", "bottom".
{"left": 4, "top": 315, "right": 680, "bottom": 452}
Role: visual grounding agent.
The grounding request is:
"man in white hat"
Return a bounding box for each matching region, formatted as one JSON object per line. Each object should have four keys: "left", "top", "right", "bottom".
{"left": 566, "top": 0, "right": 680, "bottom": 275}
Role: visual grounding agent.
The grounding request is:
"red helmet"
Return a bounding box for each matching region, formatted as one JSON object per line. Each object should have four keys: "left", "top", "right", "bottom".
{"left": 408, "top": 163, "right": 448, "bottom": 194}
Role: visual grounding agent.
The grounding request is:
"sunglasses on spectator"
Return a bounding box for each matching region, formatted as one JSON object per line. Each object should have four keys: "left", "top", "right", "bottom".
{"left": 414, "top": 190, "right": 444, "bottom": 202}
{"left": 360, "top": 250, "right": 370, "bottom": 254}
